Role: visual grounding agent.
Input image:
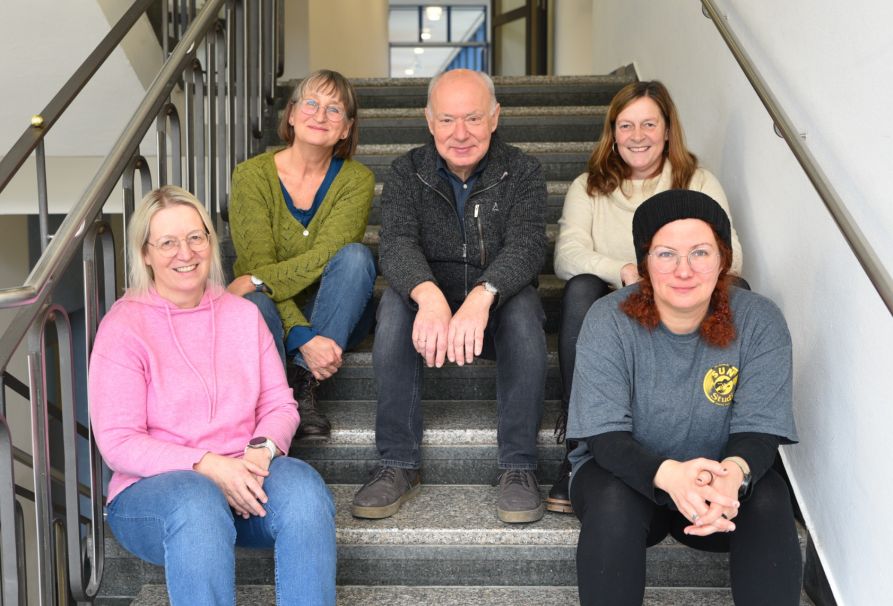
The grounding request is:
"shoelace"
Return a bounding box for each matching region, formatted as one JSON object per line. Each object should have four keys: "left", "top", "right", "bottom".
{"left": 498, "top": 469, "right": 531, "bottom": 488}
{"left": 366, "top": 466, "right": 398, "bottom": 488}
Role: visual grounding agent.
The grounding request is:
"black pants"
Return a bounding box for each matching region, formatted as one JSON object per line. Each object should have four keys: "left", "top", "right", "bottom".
{"left": 558, "top": 274, "right": 612, "bottom": 420}
{"left": 570, "top": 459, "right": 802, "bottom": 606}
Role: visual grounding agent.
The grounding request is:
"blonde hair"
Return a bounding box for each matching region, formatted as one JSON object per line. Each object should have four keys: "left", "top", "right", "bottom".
{"left": 127, "top": 185, "right": 224, "bottom": 294}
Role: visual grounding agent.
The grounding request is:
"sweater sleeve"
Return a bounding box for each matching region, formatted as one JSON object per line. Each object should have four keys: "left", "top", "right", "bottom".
{"left": 554, "top": 175, "right": 626, "bottom": 288}
{"left": 379, "top": 157, "right": 439, "bottom": 301}
{"left": 231, "top": 158, "right": 374, "bottom": 330}
{"left": 585, "top": 431, "right": 670, "bottom": 504}
{"left": 476, "top": 154, "right": 548, "bottom": 304}
{"left": 89, "top": 321, "right": 209, "bottom": 479}
{"left": 693, "top": 169, "right": 744, "bottom": 276}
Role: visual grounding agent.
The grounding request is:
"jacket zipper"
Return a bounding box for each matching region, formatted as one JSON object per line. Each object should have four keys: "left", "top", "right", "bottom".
{"left": 415, "top": 170, "right": 508, "bottom": 296}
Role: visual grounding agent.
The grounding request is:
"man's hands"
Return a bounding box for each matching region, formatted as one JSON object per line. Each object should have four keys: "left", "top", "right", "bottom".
{"left": 410, "top": 282, "right": 495, "bottom": 368}
{"left": 654, "top": 458, "right": 741, "bottom": 536}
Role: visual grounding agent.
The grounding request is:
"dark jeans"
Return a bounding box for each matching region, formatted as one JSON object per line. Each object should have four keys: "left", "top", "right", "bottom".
{"left": 373, "top": 285, "right": 547, "bottom": 470}
{"left": 571, "top": 459, "right": 802, "bottom": 606}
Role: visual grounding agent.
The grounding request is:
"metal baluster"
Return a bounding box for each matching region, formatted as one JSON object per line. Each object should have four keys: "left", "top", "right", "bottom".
{"left": 27, "top": 309, "right": 56, "bottom": 606}
{"left": 192, "top": 58, "right": 207, "bottom": 203}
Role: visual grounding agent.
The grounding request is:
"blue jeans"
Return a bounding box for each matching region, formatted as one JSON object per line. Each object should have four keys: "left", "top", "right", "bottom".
{"left": 373, "top": 285, "right": 547, "bottom": 470}
{"left": 245, "top": 243, "right": 376, "bottom": 369}
{"left": 106, "top": 457, "right": 336, "bottom": 606}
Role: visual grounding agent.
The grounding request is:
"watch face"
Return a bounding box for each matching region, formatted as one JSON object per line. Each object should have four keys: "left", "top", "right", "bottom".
{"left": 250, "top": 276, "right": 262, "bottom": 286}
{"left": 249, "top": 436, "right": 268, "bottom": 447}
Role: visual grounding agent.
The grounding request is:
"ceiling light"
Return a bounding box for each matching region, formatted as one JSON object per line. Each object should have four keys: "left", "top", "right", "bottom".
{"left": 413, "top": 47, "right": 424, "bottom": 55}
{"left": 425, "top": 6, "right": 443, "bottom": 21}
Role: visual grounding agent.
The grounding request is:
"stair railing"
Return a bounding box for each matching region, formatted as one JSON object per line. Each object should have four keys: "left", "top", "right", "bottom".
{"left": 0, "top": 1, "right": 281, "bottom": 603}
{"left": 701, "top": 0, "right": 893, "bottom": 315}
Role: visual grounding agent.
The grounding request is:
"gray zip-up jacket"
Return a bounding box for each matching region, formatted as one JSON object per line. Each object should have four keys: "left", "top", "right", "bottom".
{"left": 379, "top": 135, "right": 547, "bottom": 308}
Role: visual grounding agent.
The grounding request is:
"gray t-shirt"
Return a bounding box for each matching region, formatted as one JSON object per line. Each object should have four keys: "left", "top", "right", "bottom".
{"left": 567, "top": 286, "right": 798, "bottom": 478}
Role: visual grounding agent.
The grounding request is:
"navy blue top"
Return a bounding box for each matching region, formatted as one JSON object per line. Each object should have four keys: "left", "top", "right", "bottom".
{"left": 282, "top": 157, "right": 344, "bottom": 354}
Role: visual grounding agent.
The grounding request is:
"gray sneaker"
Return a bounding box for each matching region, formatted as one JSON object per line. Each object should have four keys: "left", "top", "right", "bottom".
{"left": 496, "top": 469, "right": 544, "bottom": 523}
{"left": 351, "top": 466, "right": 421, "bottom": 519}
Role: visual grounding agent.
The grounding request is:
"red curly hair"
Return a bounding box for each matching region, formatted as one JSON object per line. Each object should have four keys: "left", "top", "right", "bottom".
{"left": 620, "top": 229, "right": 736, "bottom": 348}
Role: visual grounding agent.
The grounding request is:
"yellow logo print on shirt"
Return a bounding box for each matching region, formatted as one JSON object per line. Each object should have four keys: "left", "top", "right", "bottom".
{"left": 703, "top": 364, "right": 739, "bottom": 406}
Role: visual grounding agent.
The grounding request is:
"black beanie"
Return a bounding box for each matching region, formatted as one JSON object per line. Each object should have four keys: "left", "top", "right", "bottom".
{"left": 632, "top": 189, "right": 732, "bottom": 266}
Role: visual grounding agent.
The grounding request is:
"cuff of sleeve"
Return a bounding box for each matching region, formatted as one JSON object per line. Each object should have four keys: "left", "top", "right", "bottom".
{"left": 285, "top": 325, "right": 318, "bottom": 355}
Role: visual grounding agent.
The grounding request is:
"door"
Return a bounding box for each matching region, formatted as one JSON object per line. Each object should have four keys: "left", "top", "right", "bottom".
{"left": 492, "top": 0, "right": 548, "bottom": 75}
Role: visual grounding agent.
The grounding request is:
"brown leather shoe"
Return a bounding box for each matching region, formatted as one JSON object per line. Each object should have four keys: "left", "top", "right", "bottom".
{"left": 288, "top": 364, "right": 331, "bottom": 439}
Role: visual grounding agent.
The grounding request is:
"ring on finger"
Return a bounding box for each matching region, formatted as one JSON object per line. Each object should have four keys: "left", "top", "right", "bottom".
{"left": 691, "top": 512, "right": 699, "bottom": 522}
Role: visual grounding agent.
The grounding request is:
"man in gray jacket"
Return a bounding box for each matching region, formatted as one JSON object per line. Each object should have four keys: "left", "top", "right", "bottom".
{"left": 351, "top": 69, "right": 548, "bottom": 523}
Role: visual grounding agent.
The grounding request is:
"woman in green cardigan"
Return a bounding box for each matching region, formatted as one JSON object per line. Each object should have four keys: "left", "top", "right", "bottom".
{"left": 228, "top": 69, "right": 376, "bottom": 438}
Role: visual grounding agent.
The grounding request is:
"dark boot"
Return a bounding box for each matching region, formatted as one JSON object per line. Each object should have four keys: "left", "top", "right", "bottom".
{"left": 545, "top": 449, "right": 573, "bottom": 514}
{"left": 288, "top": 364, "right": 331, "bottom": 439}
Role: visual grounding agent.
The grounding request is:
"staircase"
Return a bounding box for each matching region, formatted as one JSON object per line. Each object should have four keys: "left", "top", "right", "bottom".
{"left": 97, "top": 73, "right": 812, "bottom": 605}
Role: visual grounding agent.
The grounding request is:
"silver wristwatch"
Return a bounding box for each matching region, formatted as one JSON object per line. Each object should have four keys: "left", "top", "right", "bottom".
{"left": 246, "top": 436, "right": 277, "bottom": 460}
{"left": 250, "top": 275, "right": 268, "bottom": 293}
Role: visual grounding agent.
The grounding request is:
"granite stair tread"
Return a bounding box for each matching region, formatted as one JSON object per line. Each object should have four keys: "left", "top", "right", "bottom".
{"left": 374, "top": 179, "right": 570, "bottom": 196}
{"left": 360, "top": 105, "right": 607, "bottom": 118}
{"left": 357, "top": 141, "right": 592, "bottom": 155}
{"left": 130, "top": 584, "right": 816, "bottom": 606}
{"left": 294, "top": 399, "right": 562, "bottom": 447}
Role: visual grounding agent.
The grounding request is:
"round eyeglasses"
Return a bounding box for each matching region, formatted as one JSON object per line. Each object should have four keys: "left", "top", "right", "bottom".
{"left": 648, "top": 246, "right": 720, "bottom": 274}
{"left": 146, "top": 230, "right": 210, "bottom": 257}
{"left": 297, "top": 98, "right": 345, "bottom": 122}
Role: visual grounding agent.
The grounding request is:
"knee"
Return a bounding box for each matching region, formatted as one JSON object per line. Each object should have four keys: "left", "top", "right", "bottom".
{"left": 165, "top": 473, "right": 235, "bottom": 539}
{"left": 562, "top": 275, "right": 610, "bottom": 313}
{"left": 374, "top": 289, "right": 413, "bottom": 344}
{"left": 498, "top": 286, "right": 545, "bottom": 333}
{"left": 268, "top": 459, "right": 335, "bottom": 526}
{"left": 738, "top": 468, "right": 794, "bottom": 524}
{"left": 245, "top": 290, "right": 279, "bottom": 318}
{"left": 329, "top": 243, "right": 376, "bottom": 284}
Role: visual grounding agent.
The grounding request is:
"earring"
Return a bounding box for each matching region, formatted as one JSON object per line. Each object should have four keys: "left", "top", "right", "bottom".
{"left": 612, "top": 142, "right": 617, "bottom": 154}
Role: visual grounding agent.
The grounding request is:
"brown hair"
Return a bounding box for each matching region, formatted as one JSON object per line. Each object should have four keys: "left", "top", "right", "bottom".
{"left": 620, "top": 226, "right": 736, "bottom": 348}
{"left": 277, "top": 69, "right": 359, "bottom": 159}
{"left": 587, "top": 81, "right": 697, "bottom": 196}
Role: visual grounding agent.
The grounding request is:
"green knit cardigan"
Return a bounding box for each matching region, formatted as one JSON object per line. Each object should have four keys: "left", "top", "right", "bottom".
{"left": 230, "top": 150, "right": 374, "bottom": 334}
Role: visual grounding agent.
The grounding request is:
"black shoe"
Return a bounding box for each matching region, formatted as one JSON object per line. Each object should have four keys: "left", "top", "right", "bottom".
{"left": 288, "top": 364, "right": 331, "bottom": 439}
{"left": 351, "top": 466, "right": 421, "bottom": 519}
{"left": 545, "top": 456, "right": 573, "bottom": 514}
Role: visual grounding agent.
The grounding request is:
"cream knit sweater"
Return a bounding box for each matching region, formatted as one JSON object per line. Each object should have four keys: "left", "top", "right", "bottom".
{"left": 554, "top": 163, "right": 743, "bottom": 289}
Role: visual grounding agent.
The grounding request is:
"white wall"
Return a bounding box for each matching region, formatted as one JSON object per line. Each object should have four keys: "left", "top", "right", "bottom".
{"left": 554, "top": 0, "right": 594, "bottom": 75}
{"left": 589, "top": 1, "right": 893, "bottom": 603}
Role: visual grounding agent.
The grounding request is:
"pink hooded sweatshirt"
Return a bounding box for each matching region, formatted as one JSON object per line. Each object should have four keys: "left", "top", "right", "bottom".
{"left": 89, "top": 286, "right": 299, "bottom": 502}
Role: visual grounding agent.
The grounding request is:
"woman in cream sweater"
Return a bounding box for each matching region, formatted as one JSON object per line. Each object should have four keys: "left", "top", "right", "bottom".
{"left": 547, "top": 81, "right": 744, "bottom": 513}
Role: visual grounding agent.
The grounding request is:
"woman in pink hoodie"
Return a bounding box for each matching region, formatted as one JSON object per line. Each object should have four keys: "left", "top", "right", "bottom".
{"left": 89, "top": 186, "right": 335, "bottom": 605}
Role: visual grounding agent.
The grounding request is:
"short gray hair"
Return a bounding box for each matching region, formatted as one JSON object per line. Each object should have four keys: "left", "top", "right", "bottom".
{"left": 127, "top": 185, "right": 225, "bottom": 295}
{"left": 425, "top": 69, "right": 498, "bottom": 116}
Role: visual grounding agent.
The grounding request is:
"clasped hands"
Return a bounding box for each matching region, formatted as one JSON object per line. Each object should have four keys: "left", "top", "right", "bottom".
{"left": 410, "top": 282, "right": 495, "bottom": 368}
{"left": 194, "top": 448, "right": 274, "bottom": 519}
{"left": 654, "top": 458, "right": 744, "bottom": 536}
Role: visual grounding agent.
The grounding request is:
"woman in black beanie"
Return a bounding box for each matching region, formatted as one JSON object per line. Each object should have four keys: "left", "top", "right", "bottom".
{"left": 567, "top": 190, "right": 802, "bottom": 605}
{"left": 547, "top": 81, "right": 744, "bottom": 513}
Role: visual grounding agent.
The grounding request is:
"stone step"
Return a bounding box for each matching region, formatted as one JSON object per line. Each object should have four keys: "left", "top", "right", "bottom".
{"left": 356, "top": 106, "right": 605, "bottom": 145}
{"left": 290, "top": 400, "right": 566, "bottom": 485}
{"left": 370, "top": 179, "right": 571, "bottom": 224}
{"left": 129, "top": 584, "right": 816, "bottom": 606}
{"left": 316, "top": 328, "right": 563, "bottom": 402}
{"left": 354, "top": 141, "right": 590, "bottom": 182}
{"left": 274, "top": 74, "right": 635, "bottom": 111}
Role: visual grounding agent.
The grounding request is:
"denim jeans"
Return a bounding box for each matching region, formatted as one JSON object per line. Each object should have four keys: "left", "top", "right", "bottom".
{"left": 106, "top": 457, "right": 336, "bottom": 606}
{"left": 246, "top": 243, "right": 376, "bottom": 369}
{"left": 373, "top": 285, "right": 546, "bottom": 470}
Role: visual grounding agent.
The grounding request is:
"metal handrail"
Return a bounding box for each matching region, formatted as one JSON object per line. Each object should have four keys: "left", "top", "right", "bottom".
{"left": 701, "top": 0, "right": 893, "bottom": 315}
{"left": 0, "top": 1, "right": 281, "bottom": 602}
